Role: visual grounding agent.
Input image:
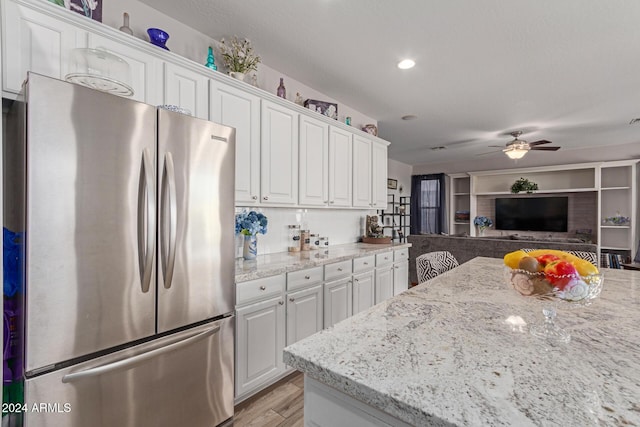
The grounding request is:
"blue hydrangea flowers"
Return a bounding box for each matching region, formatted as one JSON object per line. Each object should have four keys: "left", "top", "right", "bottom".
{"left": 235, "top": 210, "right": 268, "bottom": 236}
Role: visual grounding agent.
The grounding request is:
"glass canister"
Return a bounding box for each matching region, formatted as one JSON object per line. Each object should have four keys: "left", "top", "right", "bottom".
{"left": 309, "top": 233, "right": 319, "bottom": 250}
{"left": 288, "top": 225, "right": 301, "bottom": 252}
{"left": 319, "top": 236, "right": 330, "bottom": 250}
{"left": 300, "top": 230, "right": 310, "bottom": 251}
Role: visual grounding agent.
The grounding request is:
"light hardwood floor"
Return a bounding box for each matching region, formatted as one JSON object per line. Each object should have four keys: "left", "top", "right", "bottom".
{"left": 234, "top": 372, "right": 304, "bottom": 427}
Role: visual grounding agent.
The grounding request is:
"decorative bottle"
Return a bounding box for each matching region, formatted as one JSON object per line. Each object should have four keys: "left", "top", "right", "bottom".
{"left": 205, "top": 46, "right": 217, "bottom": 70}
{"left": 277, "top": 78, "right": 286, "bottom": 99}
{"left": 119, "top": 12, "right": 133, "bottom": 35}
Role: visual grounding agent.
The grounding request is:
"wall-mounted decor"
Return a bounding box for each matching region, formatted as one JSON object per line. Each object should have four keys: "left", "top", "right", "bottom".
{"left": 387, "top": 178, "right": 398, "bottom": 190}
{"left": 304, "top": 99, "right": 338, "bottom": 120}
{"left": 48, "top": 0, "right": 102, "bottom": 22}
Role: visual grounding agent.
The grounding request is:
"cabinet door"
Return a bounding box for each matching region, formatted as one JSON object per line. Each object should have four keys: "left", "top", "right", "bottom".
{"left": 352, "top": 270, "right": 375, "bottom": 315}
{"left": 261, "top": 100, "right": 299, "bottom": 204}
{"left": 87, "top": 34, "right": 163, "bottom": 105}
{"left": 329, "top": 127, "right": 353, "bottom": 207}
{"left": 164, "top": 62, "right": 209, "bottom": 119}
{"left": 299, "top": 115, "right": 329, "bottom": 206}
{"left": 3, "top": 0, "right": 87, "bottom": 94}
{"left": 374, "top": 267, "right": 394, "bottom": 304}
{"left": 286, "top": 285, "right": 323, "bottom": 345}
{"left": 324, "top": 277, "right": 352, "bottom": 328}
{"left": 393, "top": 260, "right": 409, "bottom": 296}
{"left": 210, "top": 81, "right": 261, "bottom": 204}
{"left": 235, "top": 296, "right": 286, "bottom": 399}
{"left": 371, "top": 141, "right": 388, "bottom": 208}
{"left": 352, "top": 135, "right": 372, "bottom": 208}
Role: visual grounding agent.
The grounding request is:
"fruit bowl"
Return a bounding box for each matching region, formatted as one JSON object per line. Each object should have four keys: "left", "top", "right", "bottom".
{"left": 503, "top": 249, "right": 604, "bottom": 343}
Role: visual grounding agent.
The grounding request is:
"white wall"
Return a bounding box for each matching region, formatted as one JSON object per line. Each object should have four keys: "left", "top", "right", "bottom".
{"left": 387, "top": 158, "right": 412, "bottom": 199}
{"left": 411, "top": 141, "right": 640, "bottom": 175}
{"left": 100, "top": 0, "right": 377, "bottom": 129}
{"left": 234, "top": 207, "right": 374, "bottom": 257}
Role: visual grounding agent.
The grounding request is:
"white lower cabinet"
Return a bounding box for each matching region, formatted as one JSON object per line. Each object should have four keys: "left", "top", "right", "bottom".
{"left": 323, "top": 276, "right": 353, "bottom": 328}
{"left": 286, "top": 284, "right": 323, "bottom": 345}
{"left": 352, "top": 270, "right": 375, "bottom": 315}
{"left": 375, "top": 267, "right": 394, "bottom": 304}
{"left": 235, "top": 275, "right": 286, "bottom": 402}
{"left": 393, "top": 260, "right": 409, "bottom": 296}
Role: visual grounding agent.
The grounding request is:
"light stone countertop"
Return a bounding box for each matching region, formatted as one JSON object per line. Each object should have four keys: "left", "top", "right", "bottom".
{"left": 235, "top": 242, "right": 411, "bottom": 283}
{"left": 283, "top": 257, "right": 640, "bottom": 426}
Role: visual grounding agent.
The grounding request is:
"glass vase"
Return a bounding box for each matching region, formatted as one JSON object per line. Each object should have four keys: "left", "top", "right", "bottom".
{"left": 243, "top": 235, "right": 257, "bottom": 260}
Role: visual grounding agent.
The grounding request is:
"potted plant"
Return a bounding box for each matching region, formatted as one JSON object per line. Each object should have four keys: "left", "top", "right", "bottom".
{"left": 219, "top": 36, "right": 261, "bottom": 81}
{"left": 511, "top": 177, "right": 539, "bottom": 194}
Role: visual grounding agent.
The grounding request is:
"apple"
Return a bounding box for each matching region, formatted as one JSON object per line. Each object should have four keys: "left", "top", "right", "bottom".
{"left": 543, "top": 260, "right": 579, "bottom": 289}
{"left": 535, "top": 254, "right": 561, "bottom": 267}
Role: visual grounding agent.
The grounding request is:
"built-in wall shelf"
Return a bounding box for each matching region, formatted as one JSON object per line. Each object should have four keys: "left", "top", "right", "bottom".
{"left": 453, "top": 160, "right": 638, "bottom": 268}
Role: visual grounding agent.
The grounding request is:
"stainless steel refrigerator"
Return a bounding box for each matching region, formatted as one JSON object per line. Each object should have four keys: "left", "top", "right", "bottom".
{"left": 4, "top": 73, "right": 236, "bottom": 427}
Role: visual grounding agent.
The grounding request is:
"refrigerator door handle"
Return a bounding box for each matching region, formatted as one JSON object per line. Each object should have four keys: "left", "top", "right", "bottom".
{"left": 61, "top": 324, "right": 221, "bottom": 384}
{"left": 161, "top": 152, "right": 178, "bottom": 289}
{"left": 138, "top": 148, "right": 156, "bottom": 293}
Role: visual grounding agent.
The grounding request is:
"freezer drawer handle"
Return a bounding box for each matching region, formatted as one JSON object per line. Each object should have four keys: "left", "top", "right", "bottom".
{"left": 61, "top": 324, "right": 220, "bottom": 384}
{"left": 161, "top": 152, "right": 178, "bottom": 289}
{"left": 137, "top": 148, "right": 156, "bottom": 293}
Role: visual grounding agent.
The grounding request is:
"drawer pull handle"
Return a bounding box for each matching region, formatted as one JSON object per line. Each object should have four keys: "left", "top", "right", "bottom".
{"left": 279, "top": 301, "right": 284, "bottom": 305}
{"left": 263, "top": 196, "right": 269, "bottom": 201}
{"left": 252, "top": 195, "right": 257, "bottom": 200}
{"left": 337, "top": 268, "right": 343, "bottom": 271}
{"left": 364, "top": 262, "right": 369, "bottom": 265}
{"left": 305, "top": 275, "right": 310, "bottom": 279}
{"left": 259, "top": 286, "right": 266, "bottom": 291}
{"left": 289, "top": 297, "right": 295, "bottom": 302}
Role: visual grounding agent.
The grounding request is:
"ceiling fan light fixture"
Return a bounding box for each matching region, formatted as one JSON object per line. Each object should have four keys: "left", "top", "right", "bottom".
{"left": 503, "top": 145, "right": 528, "bottom": 159}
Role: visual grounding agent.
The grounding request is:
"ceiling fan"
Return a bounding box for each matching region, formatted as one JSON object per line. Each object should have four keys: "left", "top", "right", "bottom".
{"left": 489, "top": 131, "right": 560, "bottom": 159}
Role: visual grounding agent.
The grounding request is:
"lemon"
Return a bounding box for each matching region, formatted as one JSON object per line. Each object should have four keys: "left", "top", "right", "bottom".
{"left": 503, "top": 250, "right": 528, "bottom": 269}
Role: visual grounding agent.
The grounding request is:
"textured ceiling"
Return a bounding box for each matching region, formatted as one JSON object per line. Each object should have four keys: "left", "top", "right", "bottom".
{"left": 139, "top": 0, "right": 640, "bottom": 166}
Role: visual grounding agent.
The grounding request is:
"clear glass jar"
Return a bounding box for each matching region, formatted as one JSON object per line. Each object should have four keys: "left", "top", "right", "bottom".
{"left": 288, "top": 225, "right": 301, "bottom": 252}
{"left": 300, "top": 230, "right": 310, "bottom": 251}
{"left": 65, "top": 48, "right": 134, "bottom": 96}
{"left": 309, "top": 233, "right": 319, "bottom": 250}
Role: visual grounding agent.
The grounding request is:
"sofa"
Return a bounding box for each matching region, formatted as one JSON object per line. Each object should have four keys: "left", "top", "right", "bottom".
{"left": 407, "top": 234, "right": 598, "bottom": 284}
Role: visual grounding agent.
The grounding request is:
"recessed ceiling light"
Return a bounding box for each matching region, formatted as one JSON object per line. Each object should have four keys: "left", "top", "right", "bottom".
{"left": 397, "top": 59, "right": 415, "bottom": 70}
{"left": 401, "top": 115, "right": 417, "bottom": 121}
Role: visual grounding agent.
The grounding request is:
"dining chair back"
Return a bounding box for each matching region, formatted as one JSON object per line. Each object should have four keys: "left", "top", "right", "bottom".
{"left": 416, "top": 251, "right": 459, "bottom": 283}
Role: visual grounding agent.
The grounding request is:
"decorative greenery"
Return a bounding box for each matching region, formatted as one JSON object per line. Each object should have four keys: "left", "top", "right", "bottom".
{"left": 235, "top": 210, "right": 268, "bottom": 236}
{"left": 510, "top": 177, "right": 539, "bottom": 194}
{"left": 473, "top": 216, "right": 493, "bottom": 232}
{"left": 219, "top": 36, "right": 261, "bottom": 74}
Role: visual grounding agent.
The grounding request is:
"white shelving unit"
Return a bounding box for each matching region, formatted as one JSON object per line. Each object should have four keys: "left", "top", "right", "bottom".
{"left": 448, "top": 173, "right": 471, "bottom": 235}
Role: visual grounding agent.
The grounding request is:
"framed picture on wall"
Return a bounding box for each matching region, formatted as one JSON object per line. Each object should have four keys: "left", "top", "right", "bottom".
{"left": 387, "top": 178, "right": 398, "bottom": 190}
{"left": 48, "top": 0, "right": 103, "bottom": 22}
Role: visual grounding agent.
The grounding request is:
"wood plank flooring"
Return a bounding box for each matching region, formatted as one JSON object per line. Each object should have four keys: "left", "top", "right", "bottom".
{"left": 234, "top": 372, "right": 305, "bottom": 427}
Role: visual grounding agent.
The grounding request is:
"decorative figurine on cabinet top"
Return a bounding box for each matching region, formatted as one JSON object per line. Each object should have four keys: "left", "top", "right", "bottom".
{"left": 205, "top": 46, "right": 217, "bottom": 70}
{"left": 277, "top": 78, "right": 286, "bottom": 98}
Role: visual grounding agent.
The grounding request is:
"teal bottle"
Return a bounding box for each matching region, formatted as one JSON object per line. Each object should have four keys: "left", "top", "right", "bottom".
{"left": 205, "top": 47, "right": 217, "bottom": 70}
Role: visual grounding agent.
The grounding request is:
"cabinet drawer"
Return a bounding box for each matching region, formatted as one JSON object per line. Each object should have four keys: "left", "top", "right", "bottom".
{"left": 394, "top": 248, "right": 409, "bottom": 262}
{"left": 287, "top": 267, "right": 323, "bottom": 291}
{"left": 236, "top": 274, "right": 285, "bottom": 306}
{"left": 375, "top": 252, "right": 394, "bottom": 267}
{"left": 353, "top": 255, "right": 375, "bottom": 273}
{"left": 324, "top": 260, "right": 352, "bottom": 281}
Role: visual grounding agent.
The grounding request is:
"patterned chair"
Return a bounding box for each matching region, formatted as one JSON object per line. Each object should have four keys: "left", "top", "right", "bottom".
{"left": 521, "top": 248, "right": 598, "bottom": 266}
{"left": 416, "top": 251, "right": 459, "bottom": 283}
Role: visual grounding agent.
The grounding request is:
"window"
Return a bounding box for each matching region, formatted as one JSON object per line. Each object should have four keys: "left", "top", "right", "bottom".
{"left": 410, "top": 174, "right": 446, "bottom": 235}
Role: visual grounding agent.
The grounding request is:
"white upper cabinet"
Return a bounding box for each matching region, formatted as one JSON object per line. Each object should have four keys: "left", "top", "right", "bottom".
{"left": 210, "top": 80, "right": 261, "bottom": 204}
{"left": 352, "top": 135, "right": 373, "bottom": 208}
{"left": 329, "top": 127, "right": 353, "bottom": 207}
{"left": 3, "top": 0, "right": 87, "bottom": 94}
{"left": 164, "top": 62, "right": 209, "bottom": 120}
{"left": 87, "top": 34, "right": 163, "bottom": 105}
{"left": 371, "top": 141, "right": 388, "bottom": 208}
{"left": 261, "top": 100, "right": 299, "bottom": 205}
{"left": 299, "top": 115, "right": 329, "bottom": 206}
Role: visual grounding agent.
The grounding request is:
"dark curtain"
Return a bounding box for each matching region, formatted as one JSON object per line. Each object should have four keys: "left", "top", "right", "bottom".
{"left": 410, "top": 173, "right": 446, "bottom": 235}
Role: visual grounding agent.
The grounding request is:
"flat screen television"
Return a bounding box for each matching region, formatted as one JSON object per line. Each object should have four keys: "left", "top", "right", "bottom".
{"left": 495, "top": 197, "right": 568, "bottom": 232}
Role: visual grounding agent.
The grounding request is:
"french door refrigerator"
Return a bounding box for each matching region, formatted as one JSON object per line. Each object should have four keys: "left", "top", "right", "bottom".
{"left": 4, "top": 73, "right": 236, "bottom": 427}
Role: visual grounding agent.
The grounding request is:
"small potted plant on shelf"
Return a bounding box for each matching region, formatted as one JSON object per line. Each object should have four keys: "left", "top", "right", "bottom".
{"left": 219, "top": 36, "right": 261, "bottom": 81}
{"left": 511, "top": 177, "right": 538, "bottom": 194}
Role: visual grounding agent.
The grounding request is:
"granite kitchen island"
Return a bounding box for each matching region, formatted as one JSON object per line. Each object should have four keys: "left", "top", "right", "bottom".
{"left": 283, "top": 257, "right": 640, "bottom": 426}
